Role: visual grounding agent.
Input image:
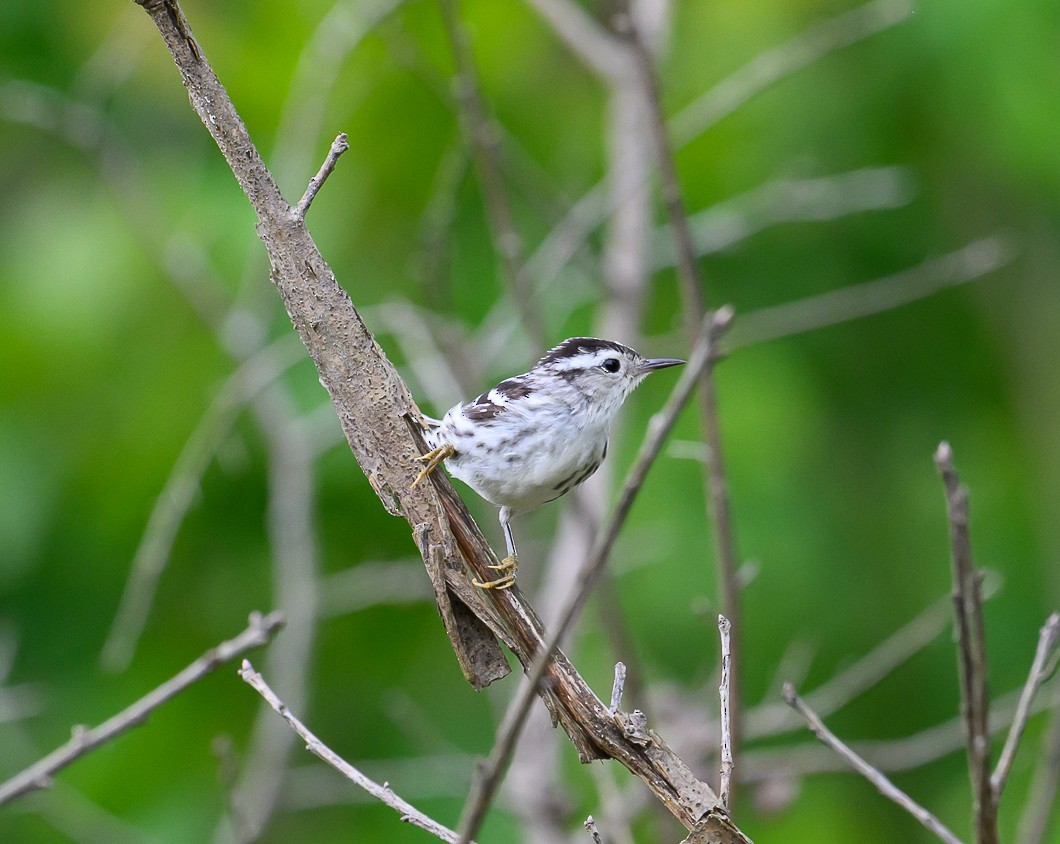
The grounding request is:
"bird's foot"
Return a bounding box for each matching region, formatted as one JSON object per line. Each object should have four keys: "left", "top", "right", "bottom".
{"left": 411, "top": 443, "right": 456, "bottom": 487}
{"left": 473, "top": 555, "right": 518, "bottom": 590}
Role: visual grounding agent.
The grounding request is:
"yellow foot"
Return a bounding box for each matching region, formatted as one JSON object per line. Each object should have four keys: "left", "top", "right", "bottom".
{"left": 411, "top": 443, "right": 456, "bottom": 487}
{"left": 473, "top": 555, "right": 518, "bottom": 590}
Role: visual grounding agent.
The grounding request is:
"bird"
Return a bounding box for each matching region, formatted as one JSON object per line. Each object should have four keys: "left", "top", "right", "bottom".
{"left": 412, "top": 337, "right": 684, "bottom": 589}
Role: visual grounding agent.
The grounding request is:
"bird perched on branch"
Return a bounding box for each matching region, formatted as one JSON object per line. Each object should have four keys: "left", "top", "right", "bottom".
{"left": 413, "top": 337, "right": 683, "bottom": 589}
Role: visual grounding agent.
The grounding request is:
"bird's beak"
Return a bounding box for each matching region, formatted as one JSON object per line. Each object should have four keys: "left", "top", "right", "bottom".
{"left": 642, "top": 357, "right": 685, "bottom": 373}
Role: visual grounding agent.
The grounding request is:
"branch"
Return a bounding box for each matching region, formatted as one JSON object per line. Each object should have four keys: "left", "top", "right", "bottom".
{"left": 294, "top": 132, "right": 349, "bottom": 218}
{"left": 991, "top": 612, "right": 1060, "bottom": 801}
{"left": 0, "top": 611, "right": 284, "bottom": 806}
{"left": 783, "top": 683, "right": 965, "bottom": 844}
{"left": 132, "top": 0, "right": 510, "bottom": 692}
{"left": 238, "top": 659, "right": 472, "bottom": 843}
{"left": 934, "top": 441, "right": 998, "bottom": 844}
{"left": 718, "top": 615, "right": 734, "bottom": 810}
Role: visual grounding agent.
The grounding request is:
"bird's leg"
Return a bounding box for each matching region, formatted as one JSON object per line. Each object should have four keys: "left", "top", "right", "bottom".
{"left": 410, "top": 442, "right": 455, "bottom": 487}
{"left": 473, "top": 507, "right": 518, "bottom": 590}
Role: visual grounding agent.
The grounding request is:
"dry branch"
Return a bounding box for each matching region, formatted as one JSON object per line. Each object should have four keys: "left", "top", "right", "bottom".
{"left": 131, "top": 1, "right": 752, "bottom": 838}
{"left": 0, "top": 611, "right": 284, "bottom": 806}
{"left": 239, "top": 659, "right": 471, "bottom": 843}
{"left": 935, "top": 442, "right": 998, "bottom": 844}
{"left": 783, "top": 683, "right": 964, "bottom": 844}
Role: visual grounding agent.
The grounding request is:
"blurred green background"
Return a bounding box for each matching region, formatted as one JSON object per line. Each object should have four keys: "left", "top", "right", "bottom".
{"left": 1, "top": 0, "right": 1058, "bottom": 842}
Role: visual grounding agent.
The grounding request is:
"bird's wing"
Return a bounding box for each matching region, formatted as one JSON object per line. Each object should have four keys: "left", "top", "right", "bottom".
{"left": 462, "top": 376, "right": 532, "bottom": 421}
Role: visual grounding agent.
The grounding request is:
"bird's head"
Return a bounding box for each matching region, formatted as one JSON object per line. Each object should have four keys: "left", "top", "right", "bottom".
{"left": 532, "top": 337, "right": 684, "bottom": 421}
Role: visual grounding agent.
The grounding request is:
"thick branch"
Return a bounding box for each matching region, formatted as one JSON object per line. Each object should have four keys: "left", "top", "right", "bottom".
{"left": 0, "top": 611, "right": 284, "bottom": 806}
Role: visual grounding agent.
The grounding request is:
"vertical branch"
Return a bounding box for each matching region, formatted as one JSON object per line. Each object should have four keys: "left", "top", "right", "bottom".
{"left": 617, "top": 6, "right": 745, "bottom": 794}
{"left": 934, "top": 442, "right": 999, "bottom": 844}
{"left": 718, "top": 615, "right": 734, "bottom": 810}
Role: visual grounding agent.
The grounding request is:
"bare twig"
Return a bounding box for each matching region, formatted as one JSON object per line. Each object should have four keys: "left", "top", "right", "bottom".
{"left": 935, "top": 441, "right": 998, "bottom": 844}
{"left": 744, "top": 674, "right": 1060, "bottom": 784}
{"left": 238, "top": 659, "right": 472, "bottom": 843}
{"left": 455, "top": 308, "right": 733, "bottom": 844}
{"left": 718, "top": 615, "right": 734, "bottom": 810}
{"left": 620, "top": 9, "right": 745, "bottom": 799}
{"left": 584, "top": 814, "right": 604, "bottom": 843}
{"left": 294, "top": 132, "right": 349, "bottom": 217}
{"left": 0, "top": 612, "right": 284, "bottom": 806}
{"left": 991, "top": 612, "right": 1060, "bottom": 801}
{"left": 610, "top": 662, "right": 628, "bottom": 714}
{"left": 782, "top": 683, "right": 964, "bottom": 844}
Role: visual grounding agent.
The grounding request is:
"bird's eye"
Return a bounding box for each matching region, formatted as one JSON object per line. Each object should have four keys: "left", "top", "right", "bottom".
{"left": 602, "top": 358, "right": 620, "bottom": 373}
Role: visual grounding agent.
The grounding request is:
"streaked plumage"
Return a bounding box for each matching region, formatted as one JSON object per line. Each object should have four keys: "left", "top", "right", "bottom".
{"left": 416, "top": 337, "right": 683, "bottom": 588}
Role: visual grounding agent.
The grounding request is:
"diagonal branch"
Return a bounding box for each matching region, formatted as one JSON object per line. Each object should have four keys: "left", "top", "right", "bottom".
{"left": 239, "top": 659, "right": 473, "bottom": 843}
{"left": 783, "top": 683, "right": 964, "bottom": 844}
{"left": 991, "top": 612, "right": 1060, "bottom": 801}
{"left": 0, "top": 611, "right": 284, "bottom": 806}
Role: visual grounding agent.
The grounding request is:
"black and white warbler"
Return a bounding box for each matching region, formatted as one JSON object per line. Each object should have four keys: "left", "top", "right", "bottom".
{"left": 413, "top": 337, "right": 683, "bottom": 589}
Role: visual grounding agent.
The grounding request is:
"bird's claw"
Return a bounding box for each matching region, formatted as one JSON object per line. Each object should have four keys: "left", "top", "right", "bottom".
{"left": 473, "top": 555, "right": 518, "bottom": 590}
{"left": 411, "top": 443, "right": 456, "bottom": 487}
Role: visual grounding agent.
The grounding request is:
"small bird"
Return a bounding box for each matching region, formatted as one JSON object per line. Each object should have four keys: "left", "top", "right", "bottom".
{"left": 413, "top": 337, "right": 683, "bottom": 589}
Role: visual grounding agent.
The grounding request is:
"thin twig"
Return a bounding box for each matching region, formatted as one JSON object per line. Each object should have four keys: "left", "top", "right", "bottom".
{"left": 620, "top": 8, "right": 745, "bottom": 800}
{"left": 238, "top": 660, "right": 473, "bottom": 843}
{"left": 584, "top": 814, "right": 605, "bottom": 843}
{"left": 935, "top": 441, "right": 998, "bottom": 844}
{"left": 718, "top": 615, "right": 734, "bottom": 810}
{"left": 610, "top": 662, "right": 628, "bottom": 714}
{"left": 294, "top": 132, "right": 349, "bottom": 218}
{"left": 0, "top": 612, "right": 284, "bottom": 806}
{"left": 456, "top": 308, "right": 733, "bottom": 844}
{"left": 783, "top": 683, "right": 964, "bottom": 844}
{"left": 991, "top": 612, "right": 1060, "bottom": 801}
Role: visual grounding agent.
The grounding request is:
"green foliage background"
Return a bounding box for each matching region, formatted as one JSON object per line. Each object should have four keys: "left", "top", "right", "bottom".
{"left": 1, "top": 0, "right": 1059, "bottom": 842}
